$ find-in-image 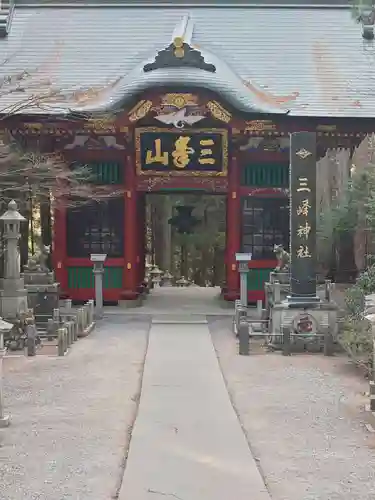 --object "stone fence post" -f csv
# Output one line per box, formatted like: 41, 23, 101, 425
238, 320, 249, 356
369, 315, 375, 412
